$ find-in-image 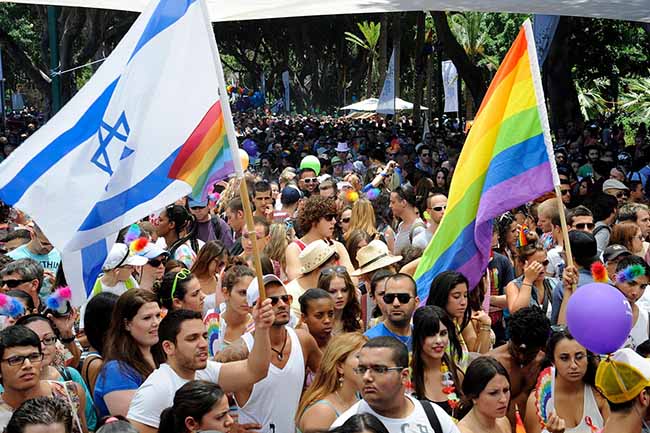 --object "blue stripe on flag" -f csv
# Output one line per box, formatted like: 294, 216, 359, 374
129, 0, 197, 62
81, 238, 108, 297
78, 147, 181, 231
481, 134, 546, 192
0, 78, 120, 205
